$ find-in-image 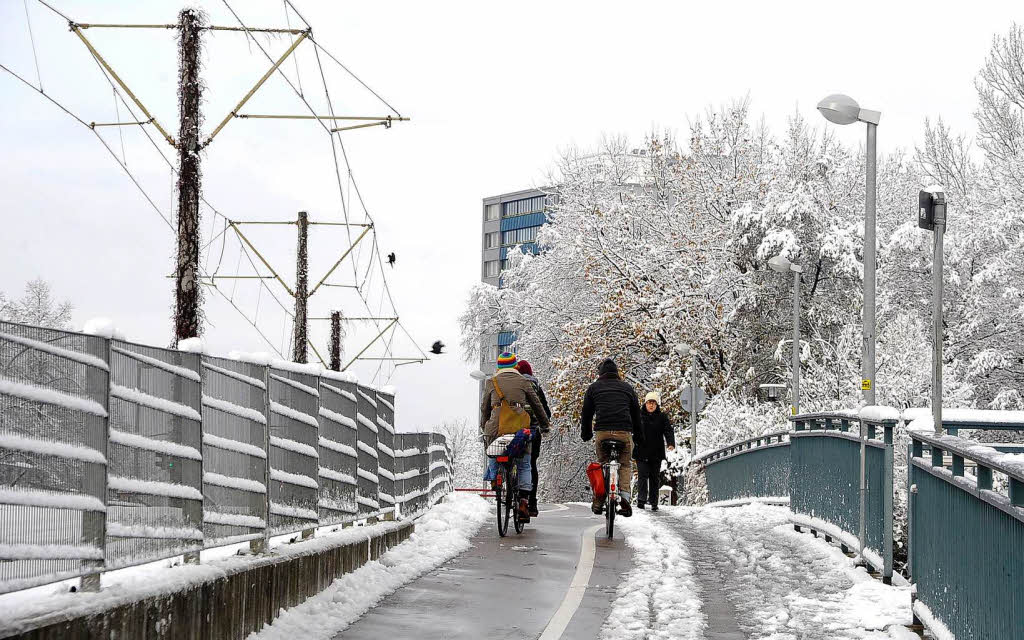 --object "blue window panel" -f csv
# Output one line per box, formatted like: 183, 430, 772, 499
498, 331, 518, 349
500, 212, 546, 232
499, 242, 539, 261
